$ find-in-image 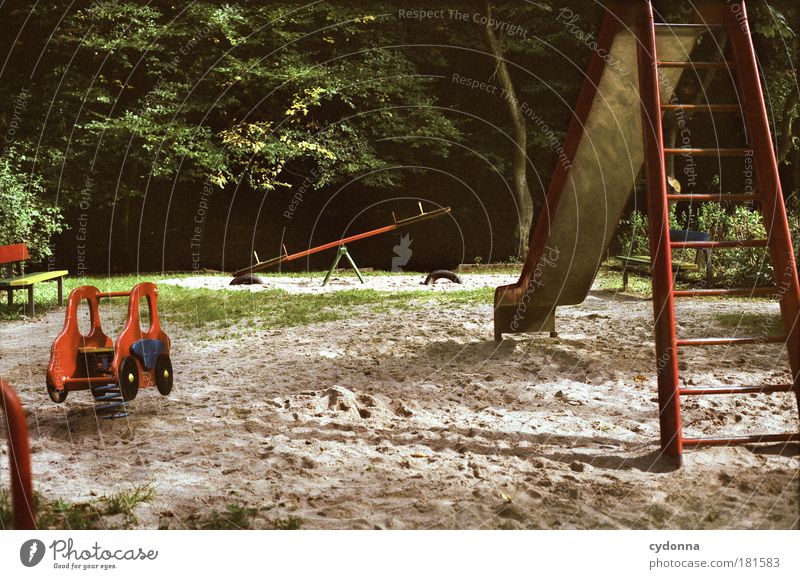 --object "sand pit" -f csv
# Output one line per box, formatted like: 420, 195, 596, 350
1, 274, 797, 529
